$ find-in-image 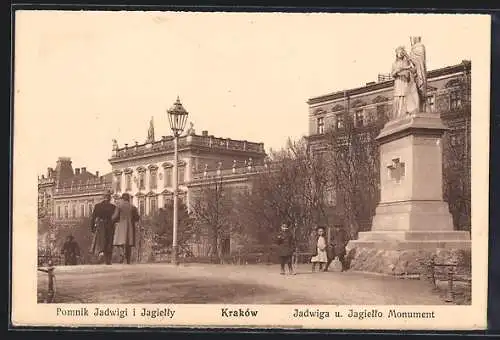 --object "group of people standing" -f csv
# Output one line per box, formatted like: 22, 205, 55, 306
275, 223, 349, 275
89, 191, 140, 265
